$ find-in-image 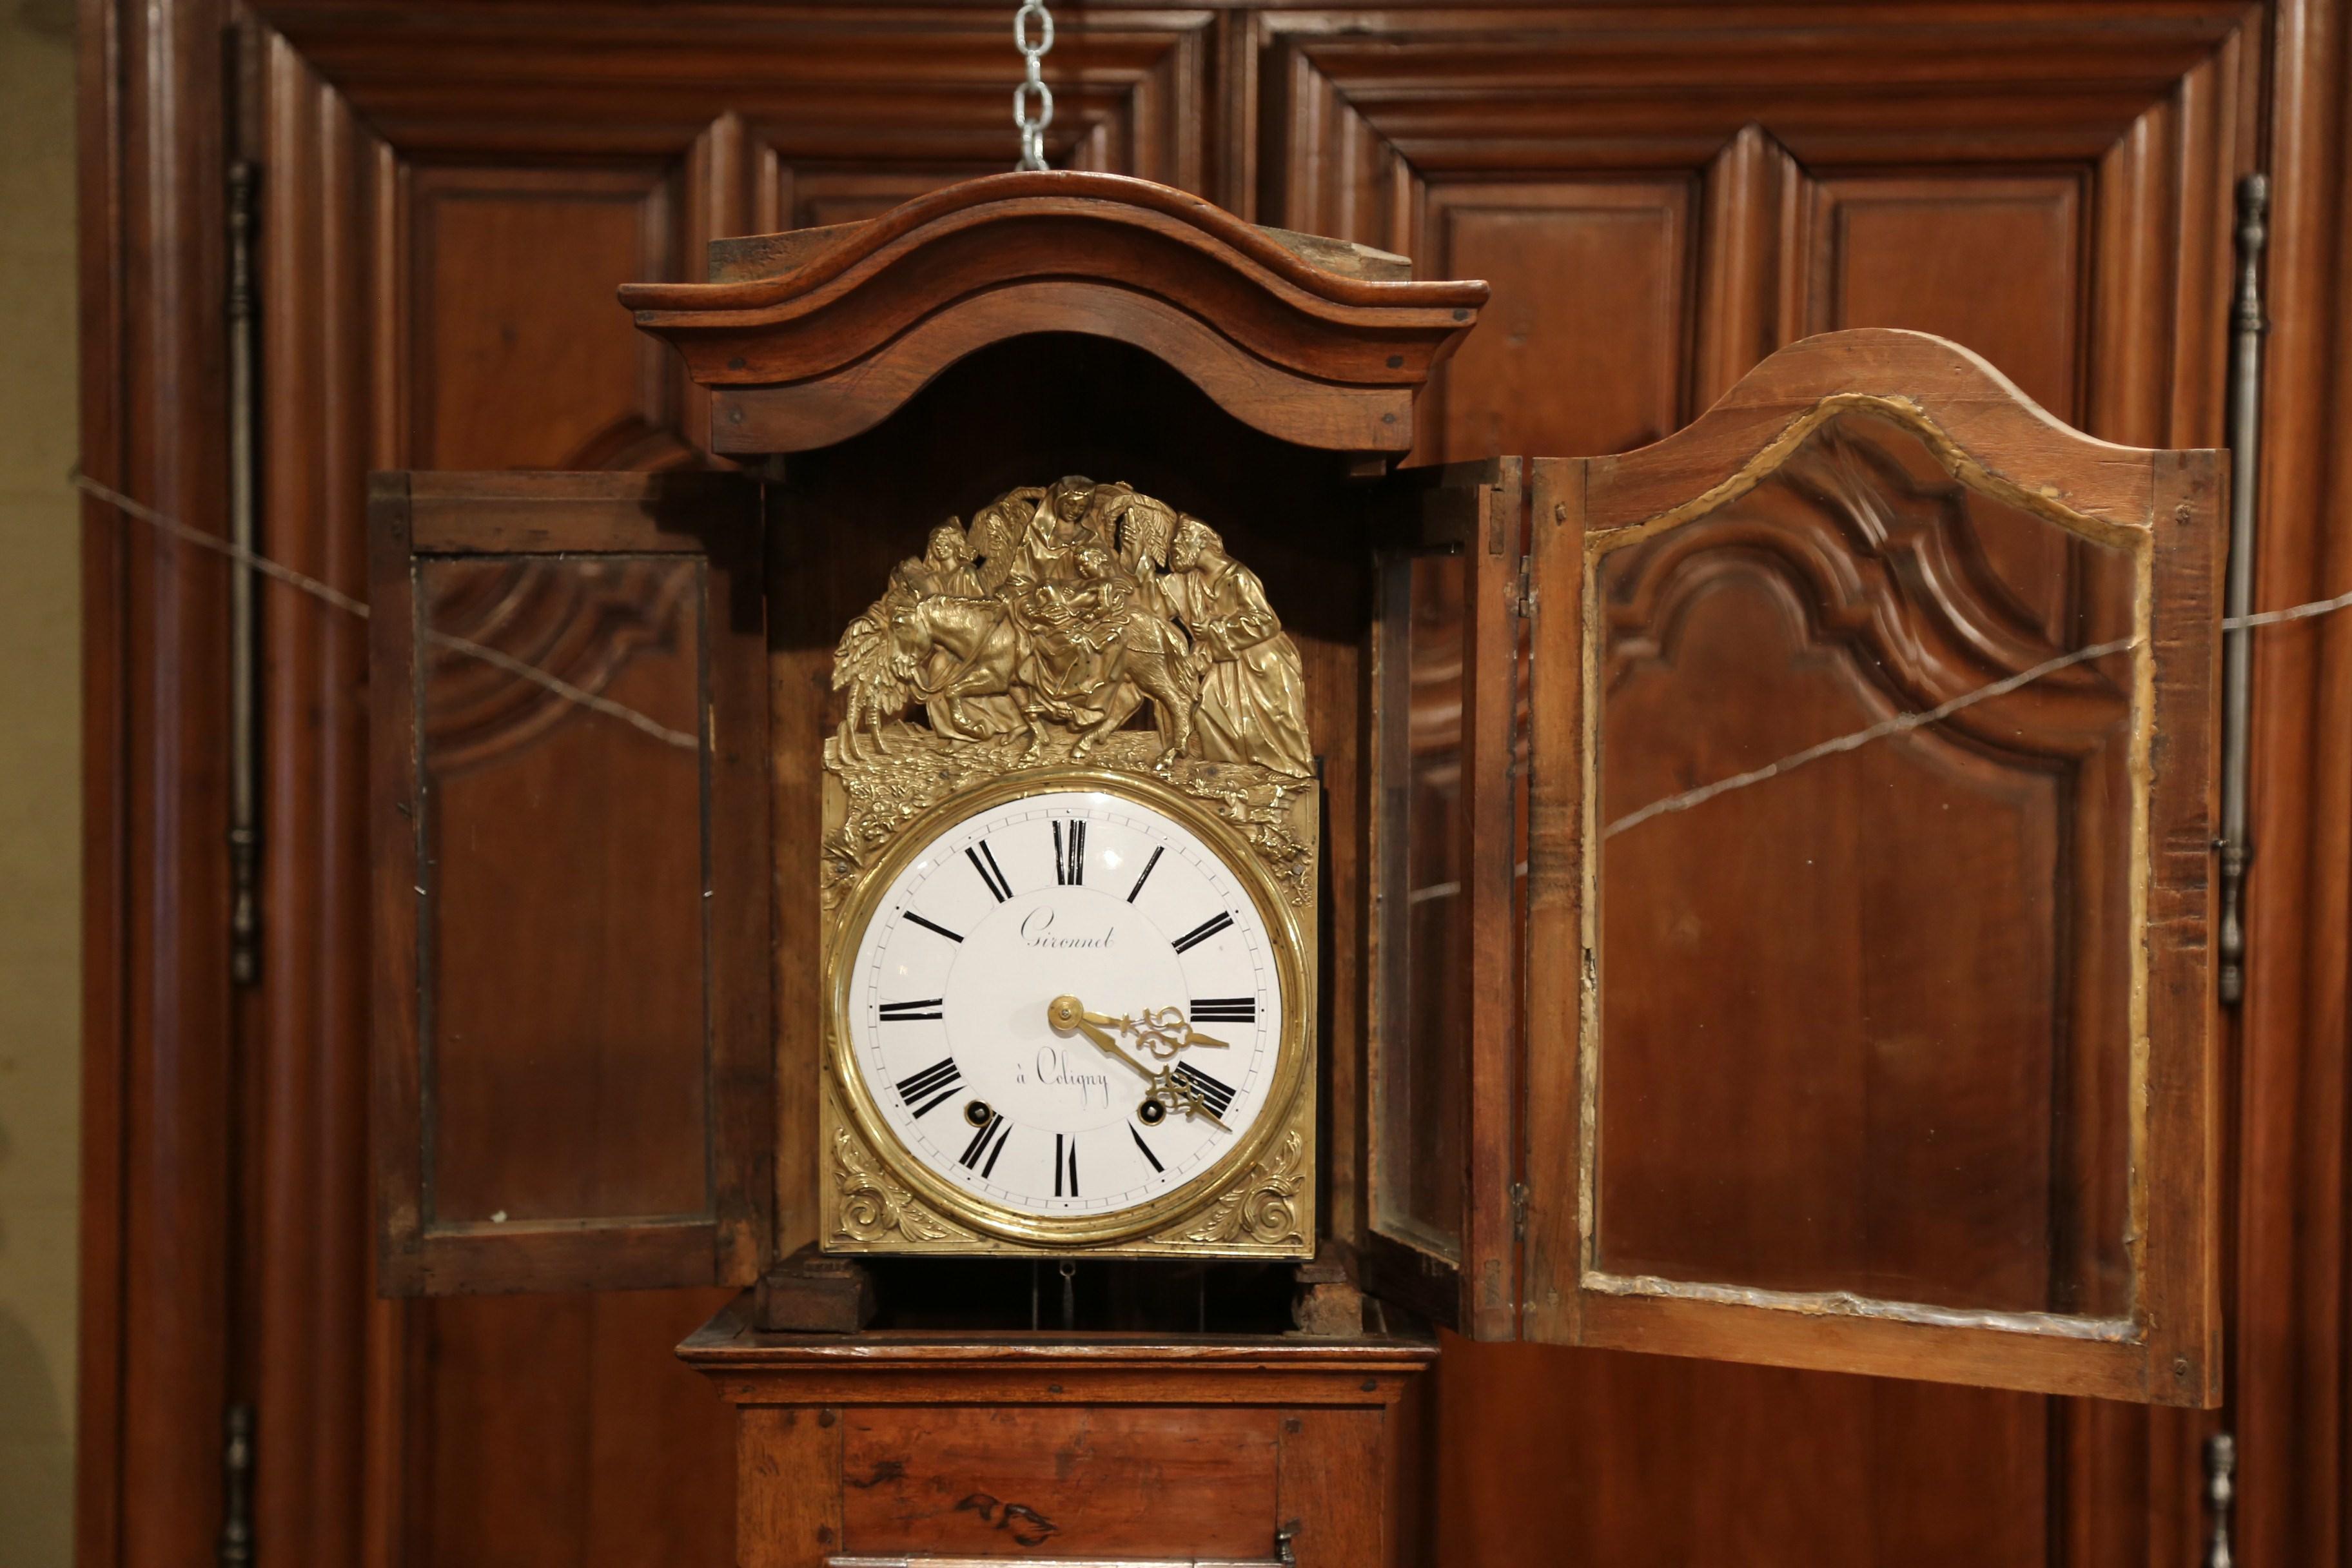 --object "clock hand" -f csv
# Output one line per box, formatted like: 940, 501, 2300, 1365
1071, 1002, 1229, 1058
1047, 995, 1231, 1131
1047, 995, 1158, 1083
